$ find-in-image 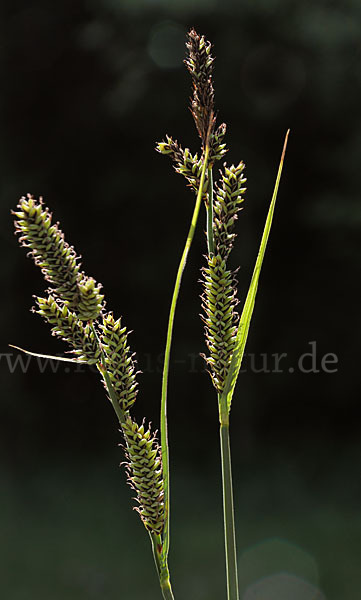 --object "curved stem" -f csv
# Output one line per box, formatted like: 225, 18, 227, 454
160, 144, 210, 566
